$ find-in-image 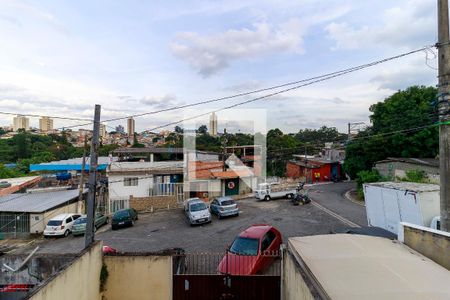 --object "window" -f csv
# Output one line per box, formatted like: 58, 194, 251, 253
65, 217, 72, 223
190, 202, 207, 212
124, 177, 139, 186
229, 237, 259, 256
47, 220, 62, 226
261, 231, 276, 251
